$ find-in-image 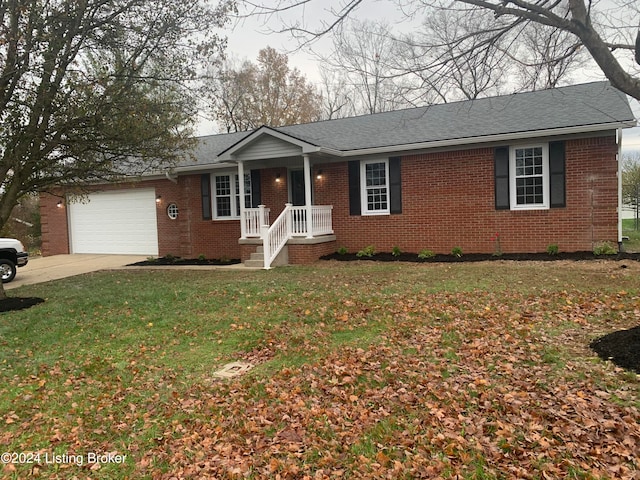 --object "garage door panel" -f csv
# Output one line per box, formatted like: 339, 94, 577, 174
68, 189, 159, 255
